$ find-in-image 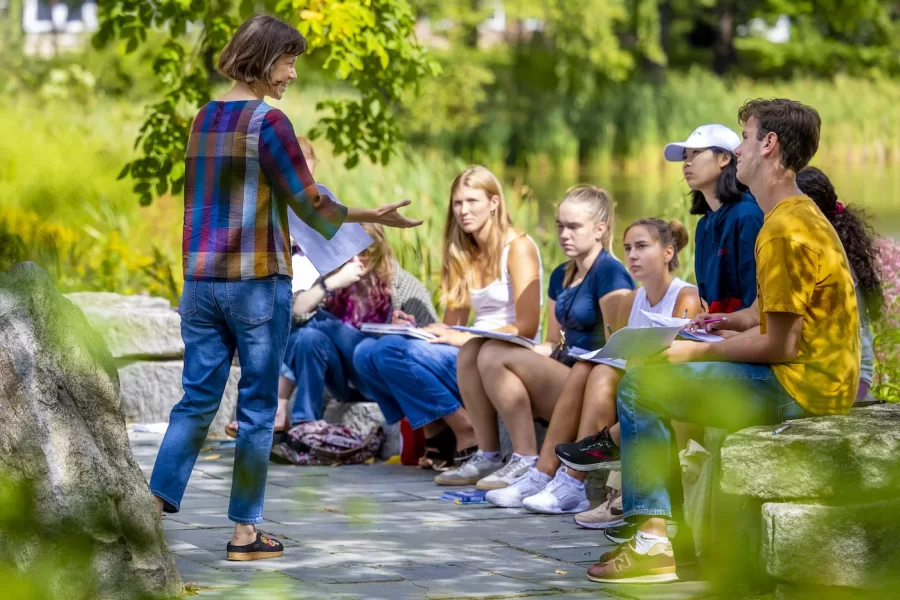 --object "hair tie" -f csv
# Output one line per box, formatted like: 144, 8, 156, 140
835, 201, 845, 215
